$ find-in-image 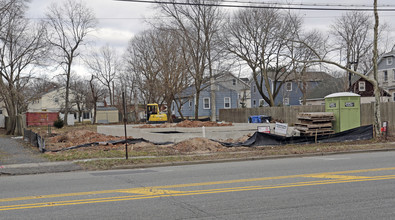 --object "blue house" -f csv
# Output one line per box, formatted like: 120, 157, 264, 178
172, 83, 238, 119
250, 71, 333, 107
